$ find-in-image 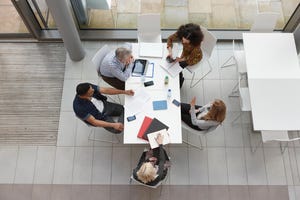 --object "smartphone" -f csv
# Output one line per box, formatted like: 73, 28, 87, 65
144, 81, 154, 87
172, 99, 180, 107
127, 115, 136, 122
